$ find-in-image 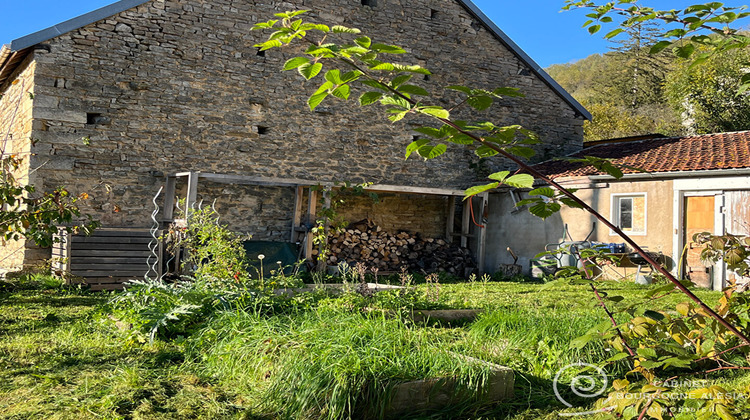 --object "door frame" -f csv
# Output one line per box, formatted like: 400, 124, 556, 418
673, 190, 725, 289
